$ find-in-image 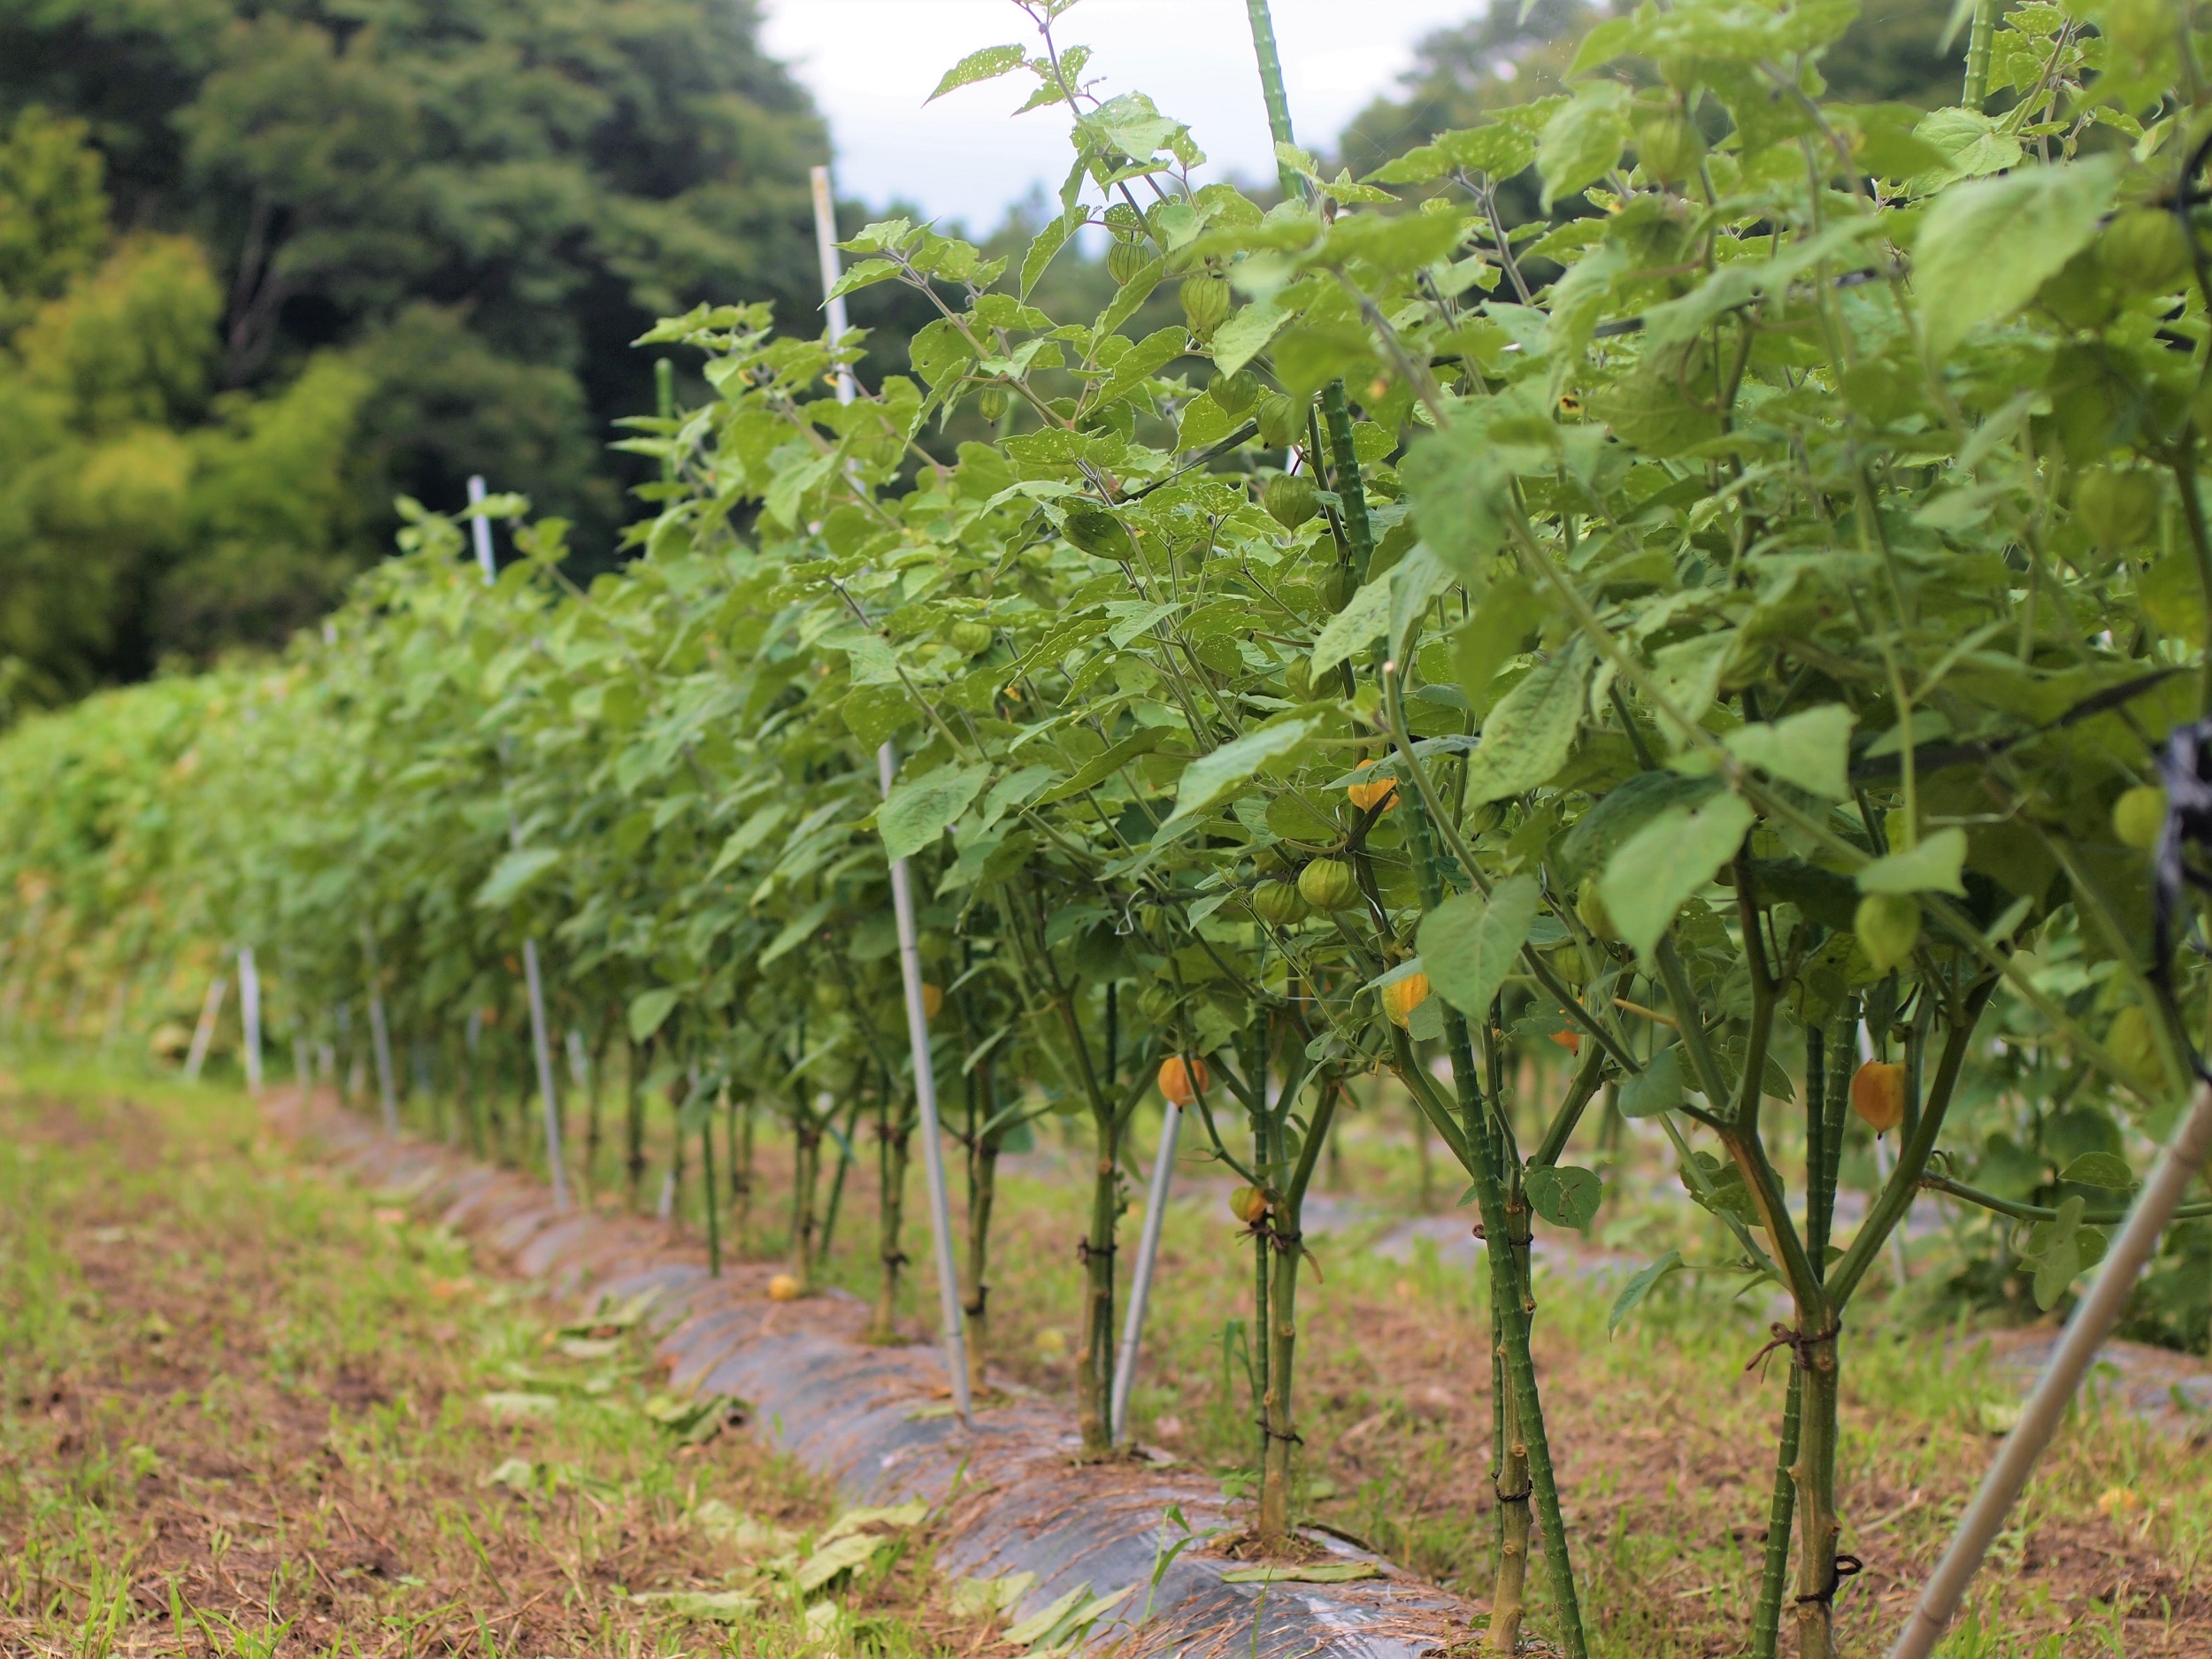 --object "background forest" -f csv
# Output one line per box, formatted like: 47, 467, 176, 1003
0, 0, 1947, 722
